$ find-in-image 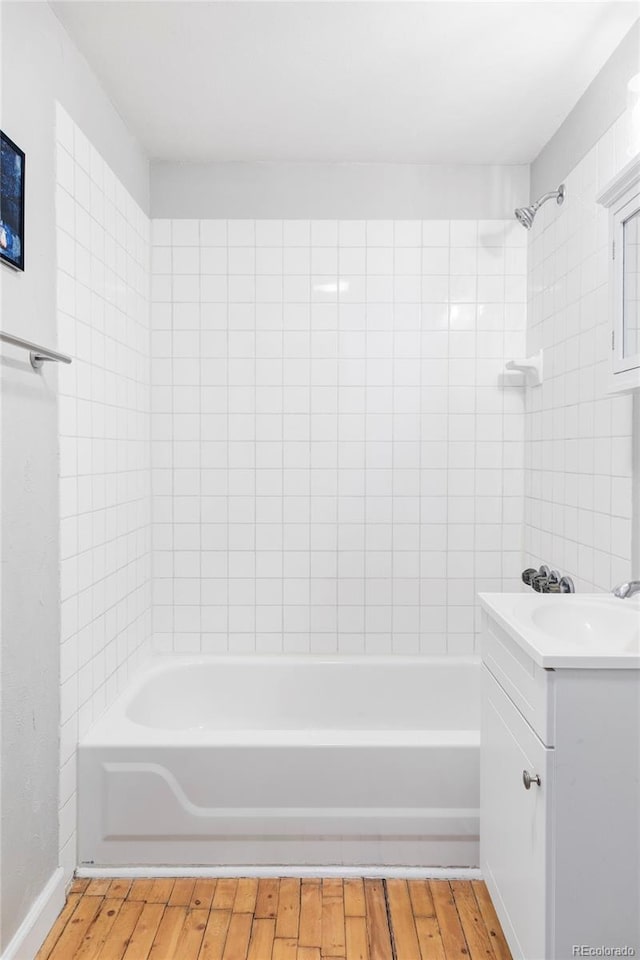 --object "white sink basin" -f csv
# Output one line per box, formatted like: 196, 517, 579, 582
479, 592, 640, 668
528, 600, 640, 652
